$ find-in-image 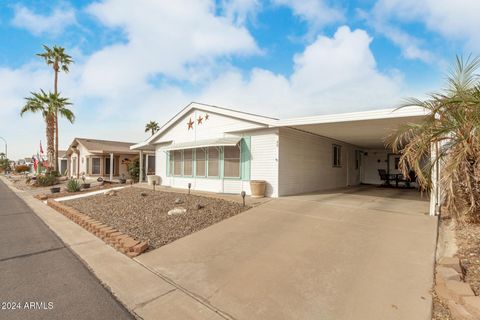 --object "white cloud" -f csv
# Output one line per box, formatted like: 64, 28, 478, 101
373, 0, 480, 51
82, 0, 260, 96
220, 0, 261, 25
11, 4, 76, 36
272, 0, 344, 36
200, 26, 404, 117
